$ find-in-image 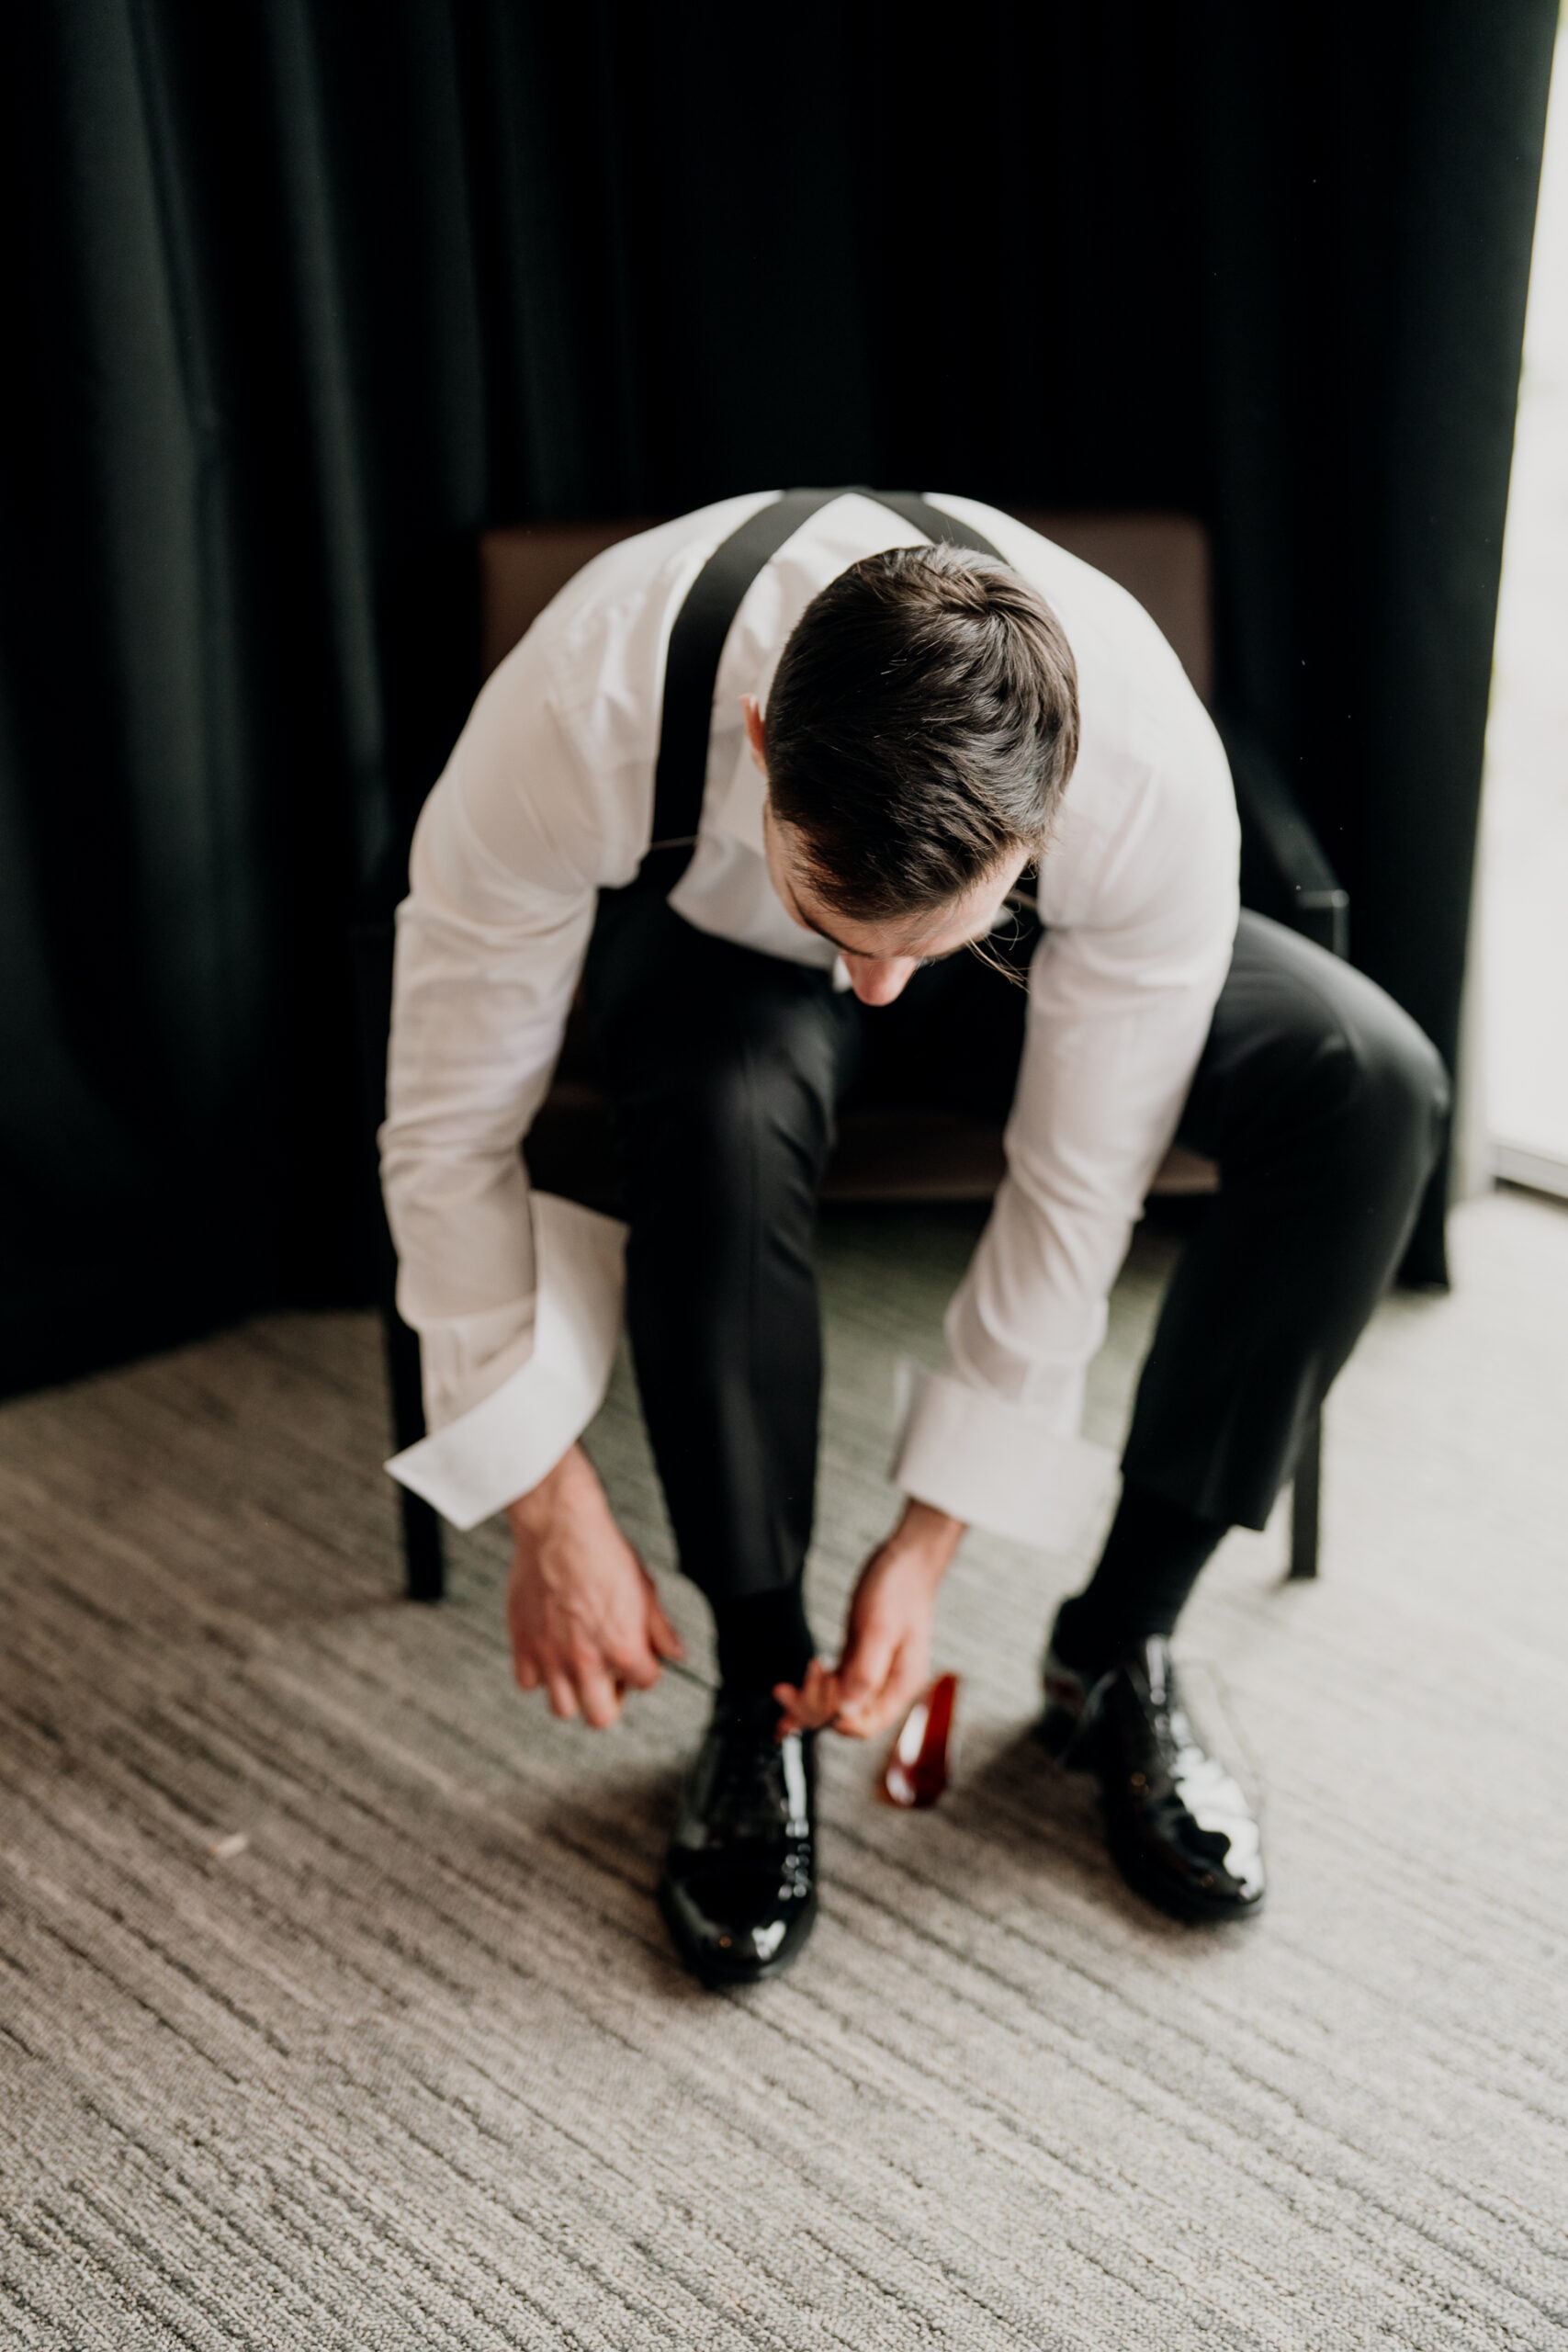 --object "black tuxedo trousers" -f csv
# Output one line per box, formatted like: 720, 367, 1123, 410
581, 895, 1448, 1610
